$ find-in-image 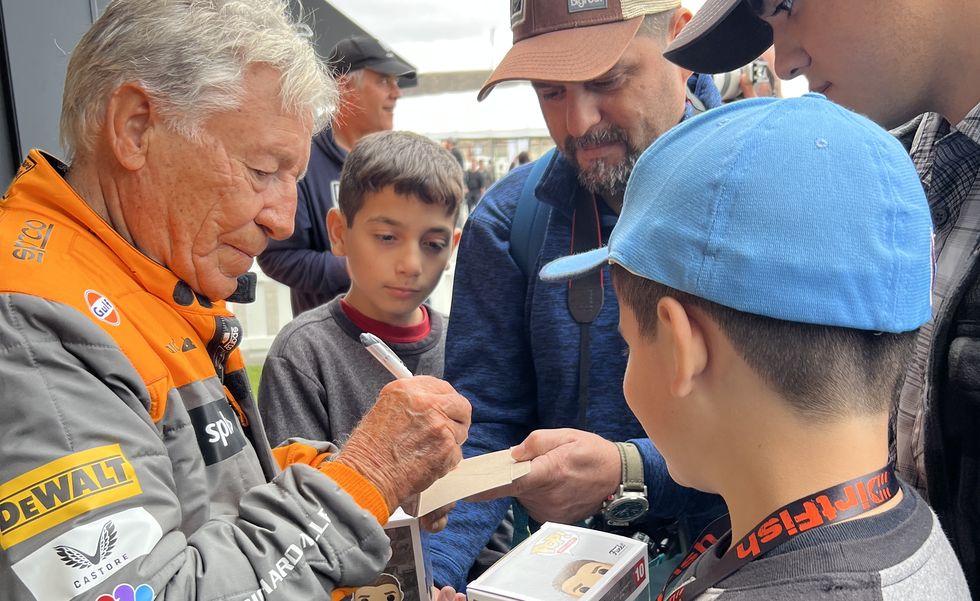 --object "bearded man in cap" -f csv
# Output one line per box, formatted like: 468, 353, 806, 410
431, 0, 725, 592
258, 35, 416, 316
